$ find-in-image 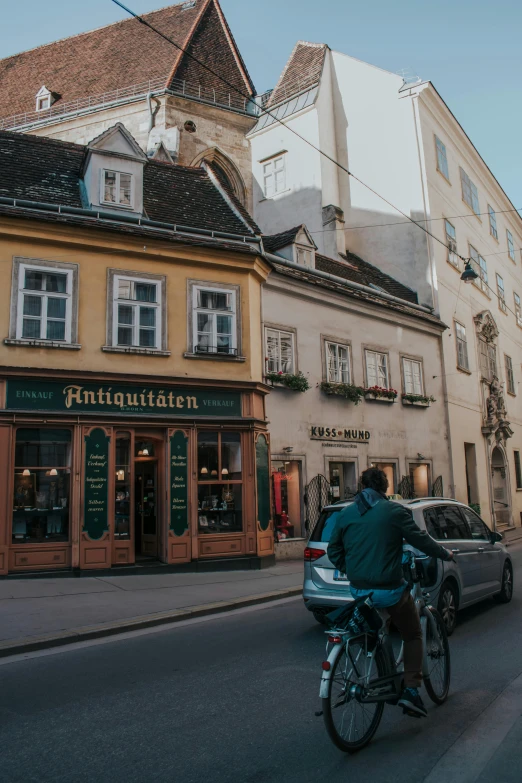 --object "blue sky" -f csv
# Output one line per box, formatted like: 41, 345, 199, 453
2, 0, 521, 207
